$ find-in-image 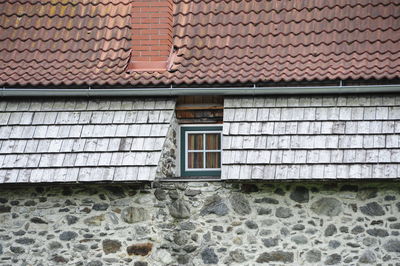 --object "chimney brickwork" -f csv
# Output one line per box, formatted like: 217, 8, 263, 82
129, 0, 173, 71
